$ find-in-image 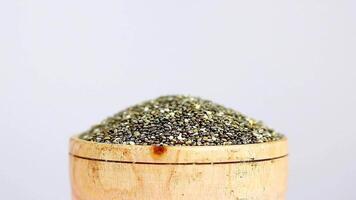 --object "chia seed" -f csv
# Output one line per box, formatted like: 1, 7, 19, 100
79, 95, 284, 146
